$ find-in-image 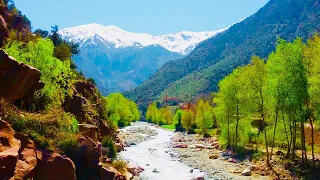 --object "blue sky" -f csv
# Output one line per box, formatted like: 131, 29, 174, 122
14, 0, 269, 35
